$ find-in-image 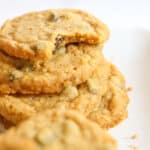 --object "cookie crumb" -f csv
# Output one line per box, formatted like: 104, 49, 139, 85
129, 145, 138, 150
127, 87, 133, 92
131, 134, 138, 140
